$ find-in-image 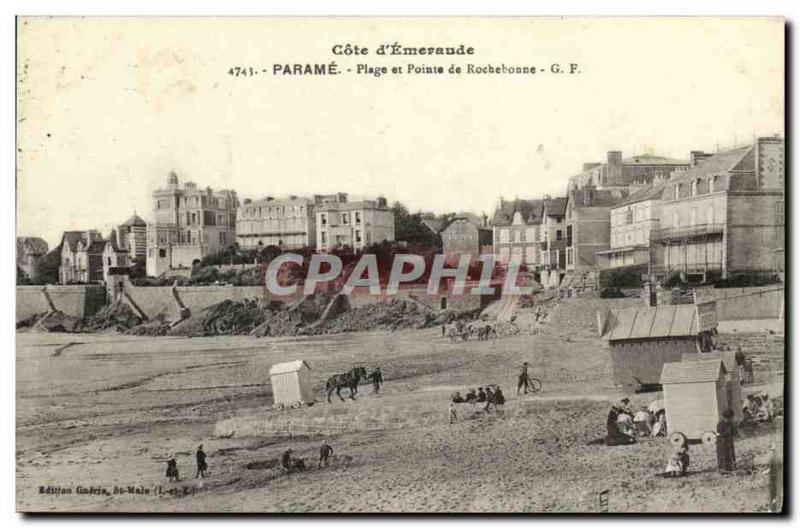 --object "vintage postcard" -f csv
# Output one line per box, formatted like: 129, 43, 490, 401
15, 17, 784, 513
